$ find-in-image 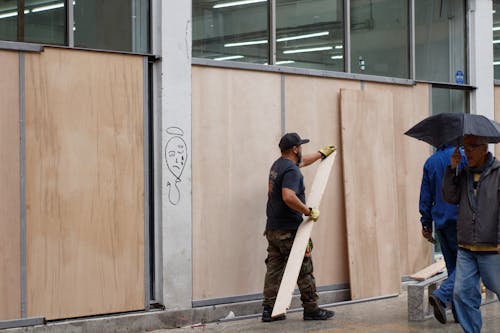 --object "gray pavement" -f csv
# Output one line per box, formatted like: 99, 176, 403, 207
151, 292, 500, 333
